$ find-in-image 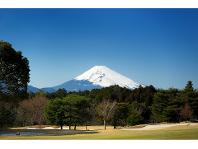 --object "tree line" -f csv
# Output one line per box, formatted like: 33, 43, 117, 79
1, 40, 198, 130
44, 81, 198, 129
